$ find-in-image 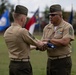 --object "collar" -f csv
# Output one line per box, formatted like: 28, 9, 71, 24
11, 22, 22, 28
46, 19, 65, 29
57, 19, 65, 28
